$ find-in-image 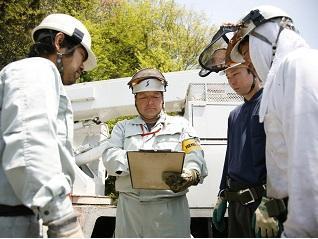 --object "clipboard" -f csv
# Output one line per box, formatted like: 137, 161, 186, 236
127, 150, 185, 190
